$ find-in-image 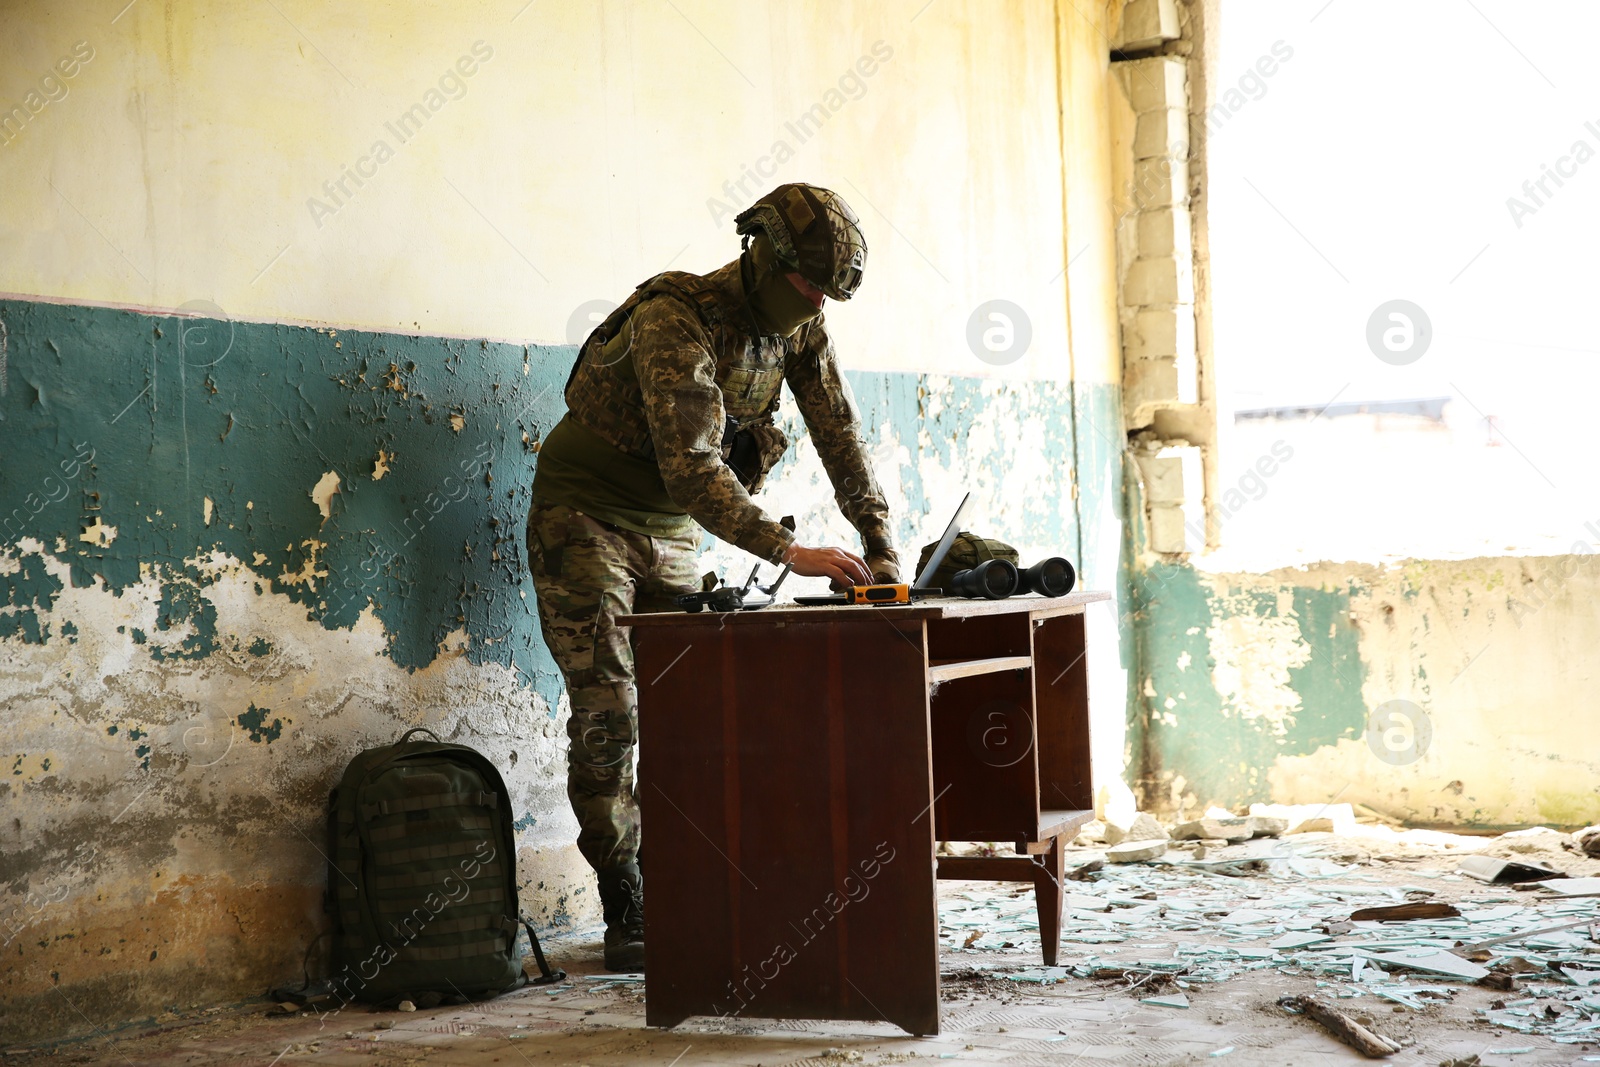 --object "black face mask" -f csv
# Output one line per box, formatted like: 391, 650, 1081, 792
742, 234, 822, 338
